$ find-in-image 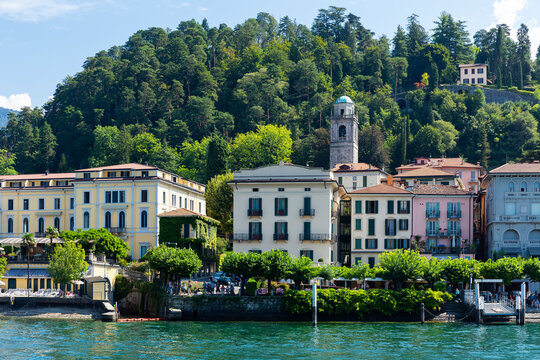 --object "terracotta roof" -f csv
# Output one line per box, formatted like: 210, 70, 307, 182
396, 157, 481, 170
349, 183, 411, 195
412, 184, 473, 195
76, 163, 157, 172
332, 163, 381, 172
394, 167, 456, 178
0, 173, 75, 181
490, 163, 540, 174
